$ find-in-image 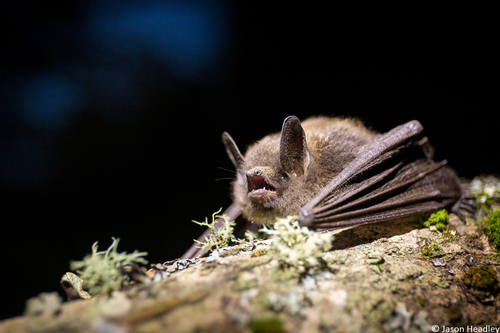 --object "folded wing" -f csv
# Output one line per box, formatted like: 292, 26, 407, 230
299, 120, 462, 231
